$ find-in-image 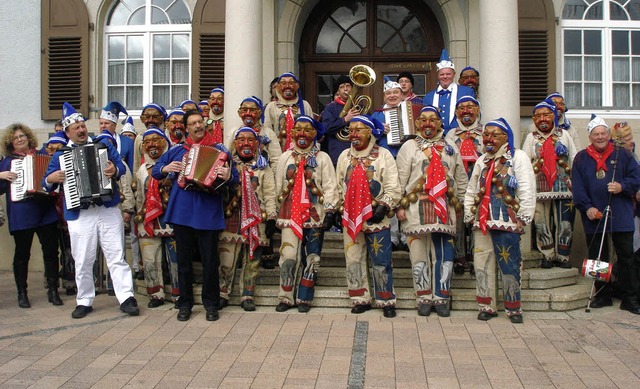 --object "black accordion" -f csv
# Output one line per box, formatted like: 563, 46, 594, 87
59, 143, 115, 210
